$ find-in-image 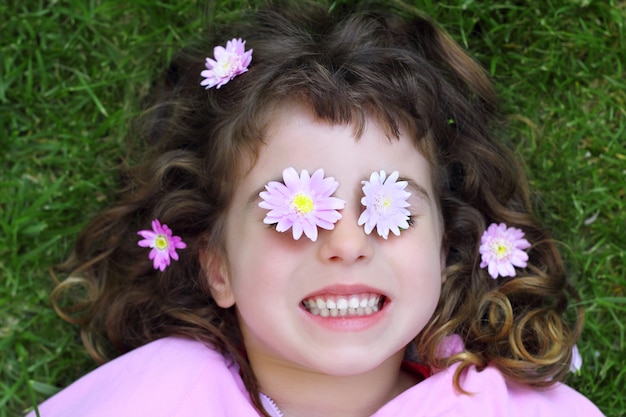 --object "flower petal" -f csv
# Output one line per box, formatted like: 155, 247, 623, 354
570, 345, 583, 373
